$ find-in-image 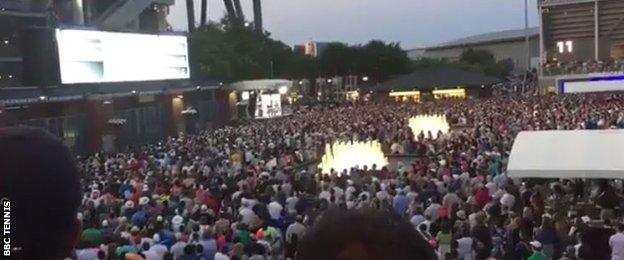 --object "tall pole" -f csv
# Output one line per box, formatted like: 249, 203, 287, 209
523, 0, 529, 93
223, 0, 237, 25
186, 0, 195, 32
200, 0, 207, 27
594, 0, 599, 60
253, 0, 263, 33
233, 0, 244, 25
